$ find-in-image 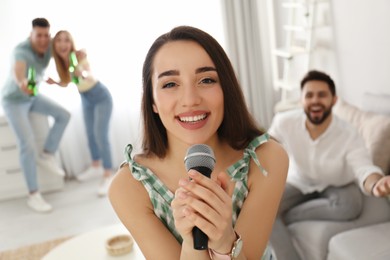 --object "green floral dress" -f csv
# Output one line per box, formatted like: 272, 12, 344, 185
123, 133, 273, 259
